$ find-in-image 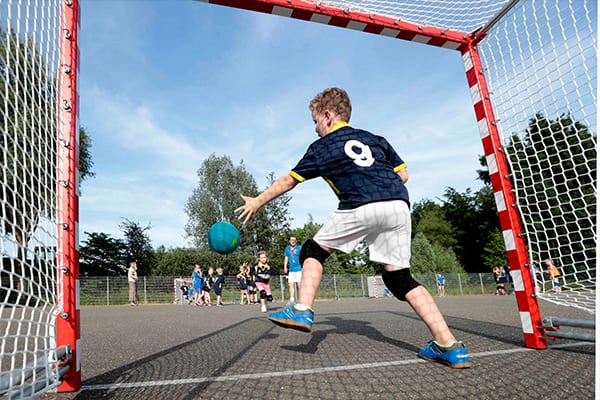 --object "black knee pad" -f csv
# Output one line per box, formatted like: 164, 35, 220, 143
299, 239, 330, 266
382, 269, 421, 301
260, 290, 267, 299
266, 294, 273, 302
